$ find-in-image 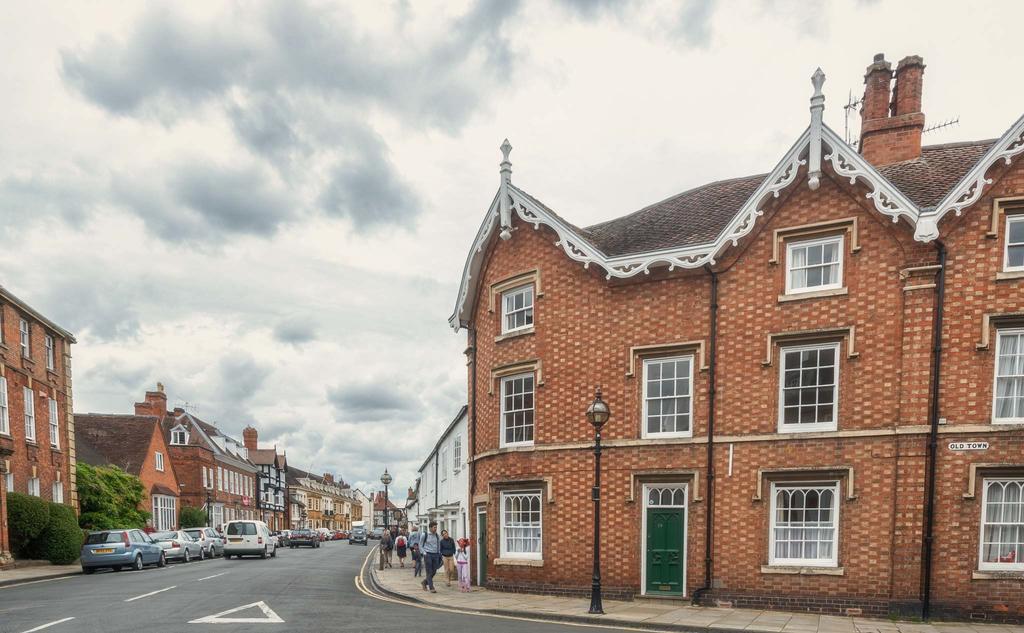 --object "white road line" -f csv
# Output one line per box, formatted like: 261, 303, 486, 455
197, 572, 228, 581
0, 575, 76, 590
124, 585, 176, 602
18, 617, 75, 633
